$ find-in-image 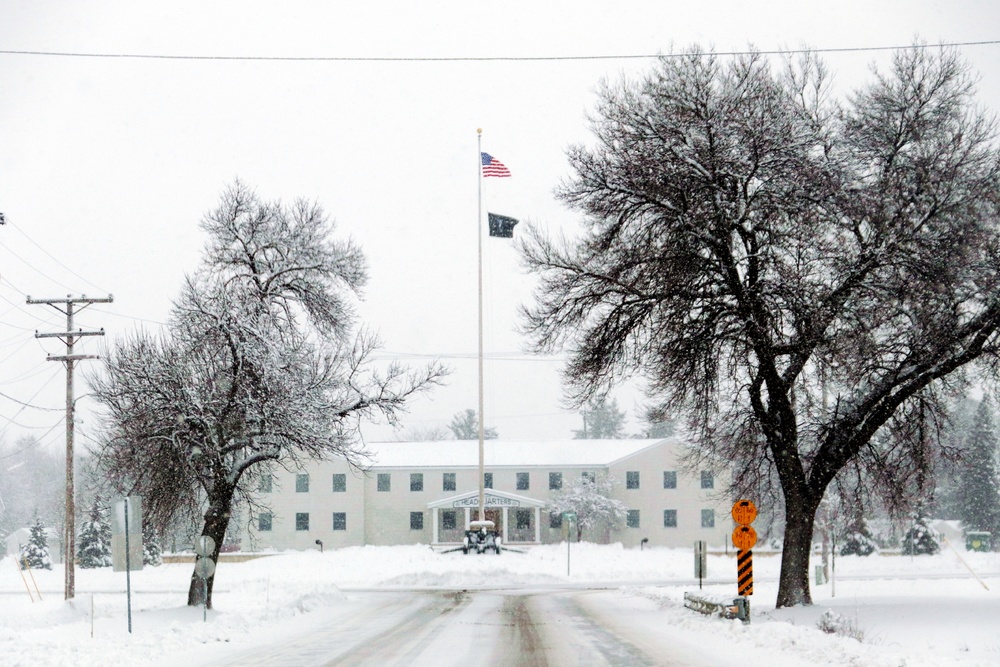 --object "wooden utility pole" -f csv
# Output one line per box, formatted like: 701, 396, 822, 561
28, 294, 112, 600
